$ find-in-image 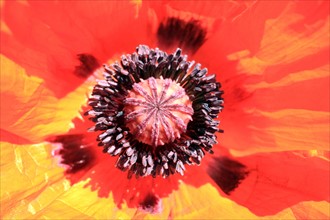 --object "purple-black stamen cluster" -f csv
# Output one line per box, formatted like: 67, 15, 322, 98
86, 45, 223, 178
